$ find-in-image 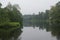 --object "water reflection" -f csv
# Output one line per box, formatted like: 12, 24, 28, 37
0, 27, 22, 40
23, 22, 60, 40
24, 22, 49, 30
47, 24, 60, 40
0, 23, 59, 40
